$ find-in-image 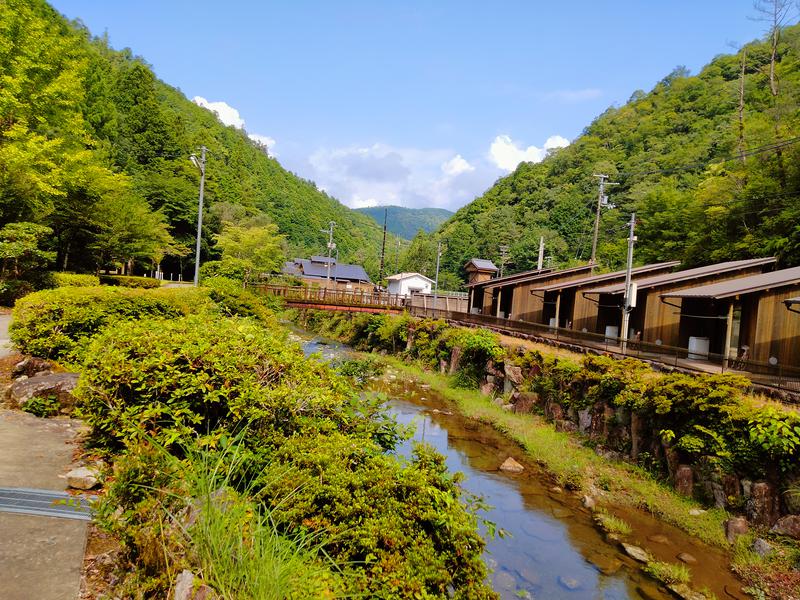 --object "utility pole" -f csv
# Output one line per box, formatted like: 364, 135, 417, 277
620, 213, 637, 355
395, 239, 401, 273
379, 207, 388, 282
321, 221, 336, 289
499, 245, 510, 277
537, 236, 545, 270
190, 146, 207, 287
433, 241, 443, 311
590, 174, 618, 267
